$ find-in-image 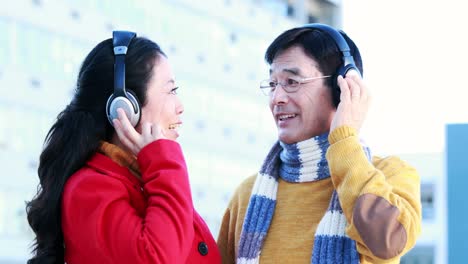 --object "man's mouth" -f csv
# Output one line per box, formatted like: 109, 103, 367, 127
278, 114, 297, 121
